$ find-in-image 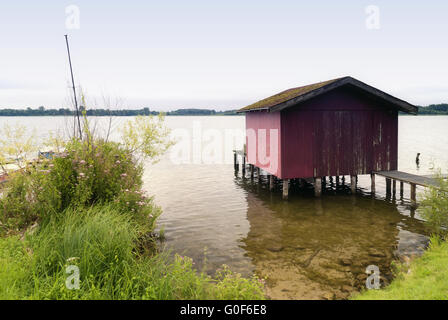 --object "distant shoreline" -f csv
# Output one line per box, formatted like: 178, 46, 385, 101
0, 104, 447, 116
0, 107, 241, 117
1, 114, 448, 117
0, 114, 244, 117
